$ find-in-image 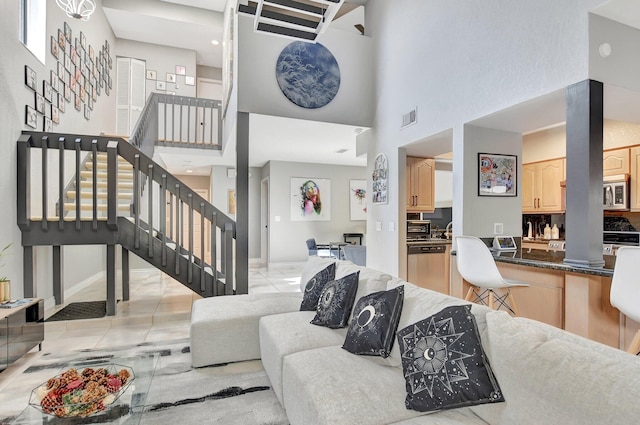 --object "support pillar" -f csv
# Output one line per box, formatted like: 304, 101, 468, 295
122, 247, 130, 302
23, 246, 35, 298
53, 246, 63, 305
106, 245, 116, 316
564, 80, 605, 268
